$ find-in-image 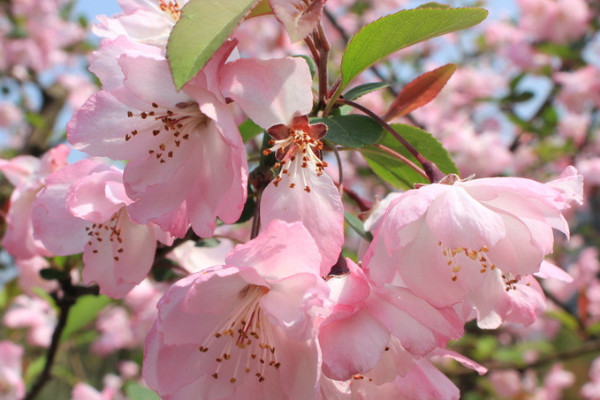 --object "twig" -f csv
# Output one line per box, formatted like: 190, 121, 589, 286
24, 279, 77, 400
339, 98, 442, 182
